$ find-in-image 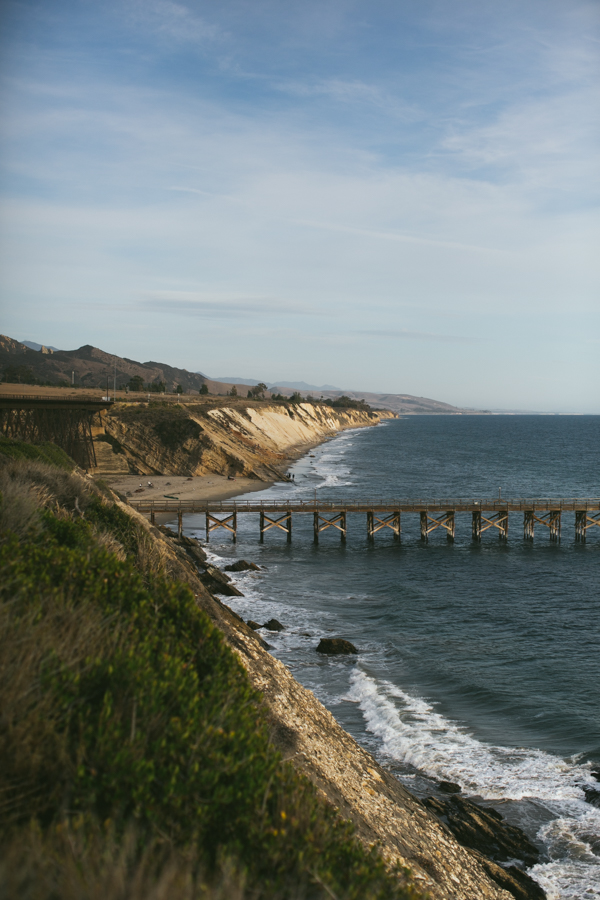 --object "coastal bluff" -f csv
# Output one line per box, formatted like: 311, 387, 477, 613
143, 514, 518, 900
92, 399, 395, 479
